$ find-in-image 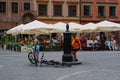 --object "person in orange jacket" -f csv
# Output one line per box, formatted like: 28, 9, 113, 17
71, 33, 81, 61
